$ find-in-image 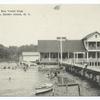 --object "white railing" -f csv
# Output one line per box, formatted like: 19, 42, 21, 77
40, 58, 100, 66
63, 58, 100, 66
88, 46, 100, 50
62, 58, 87, 65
